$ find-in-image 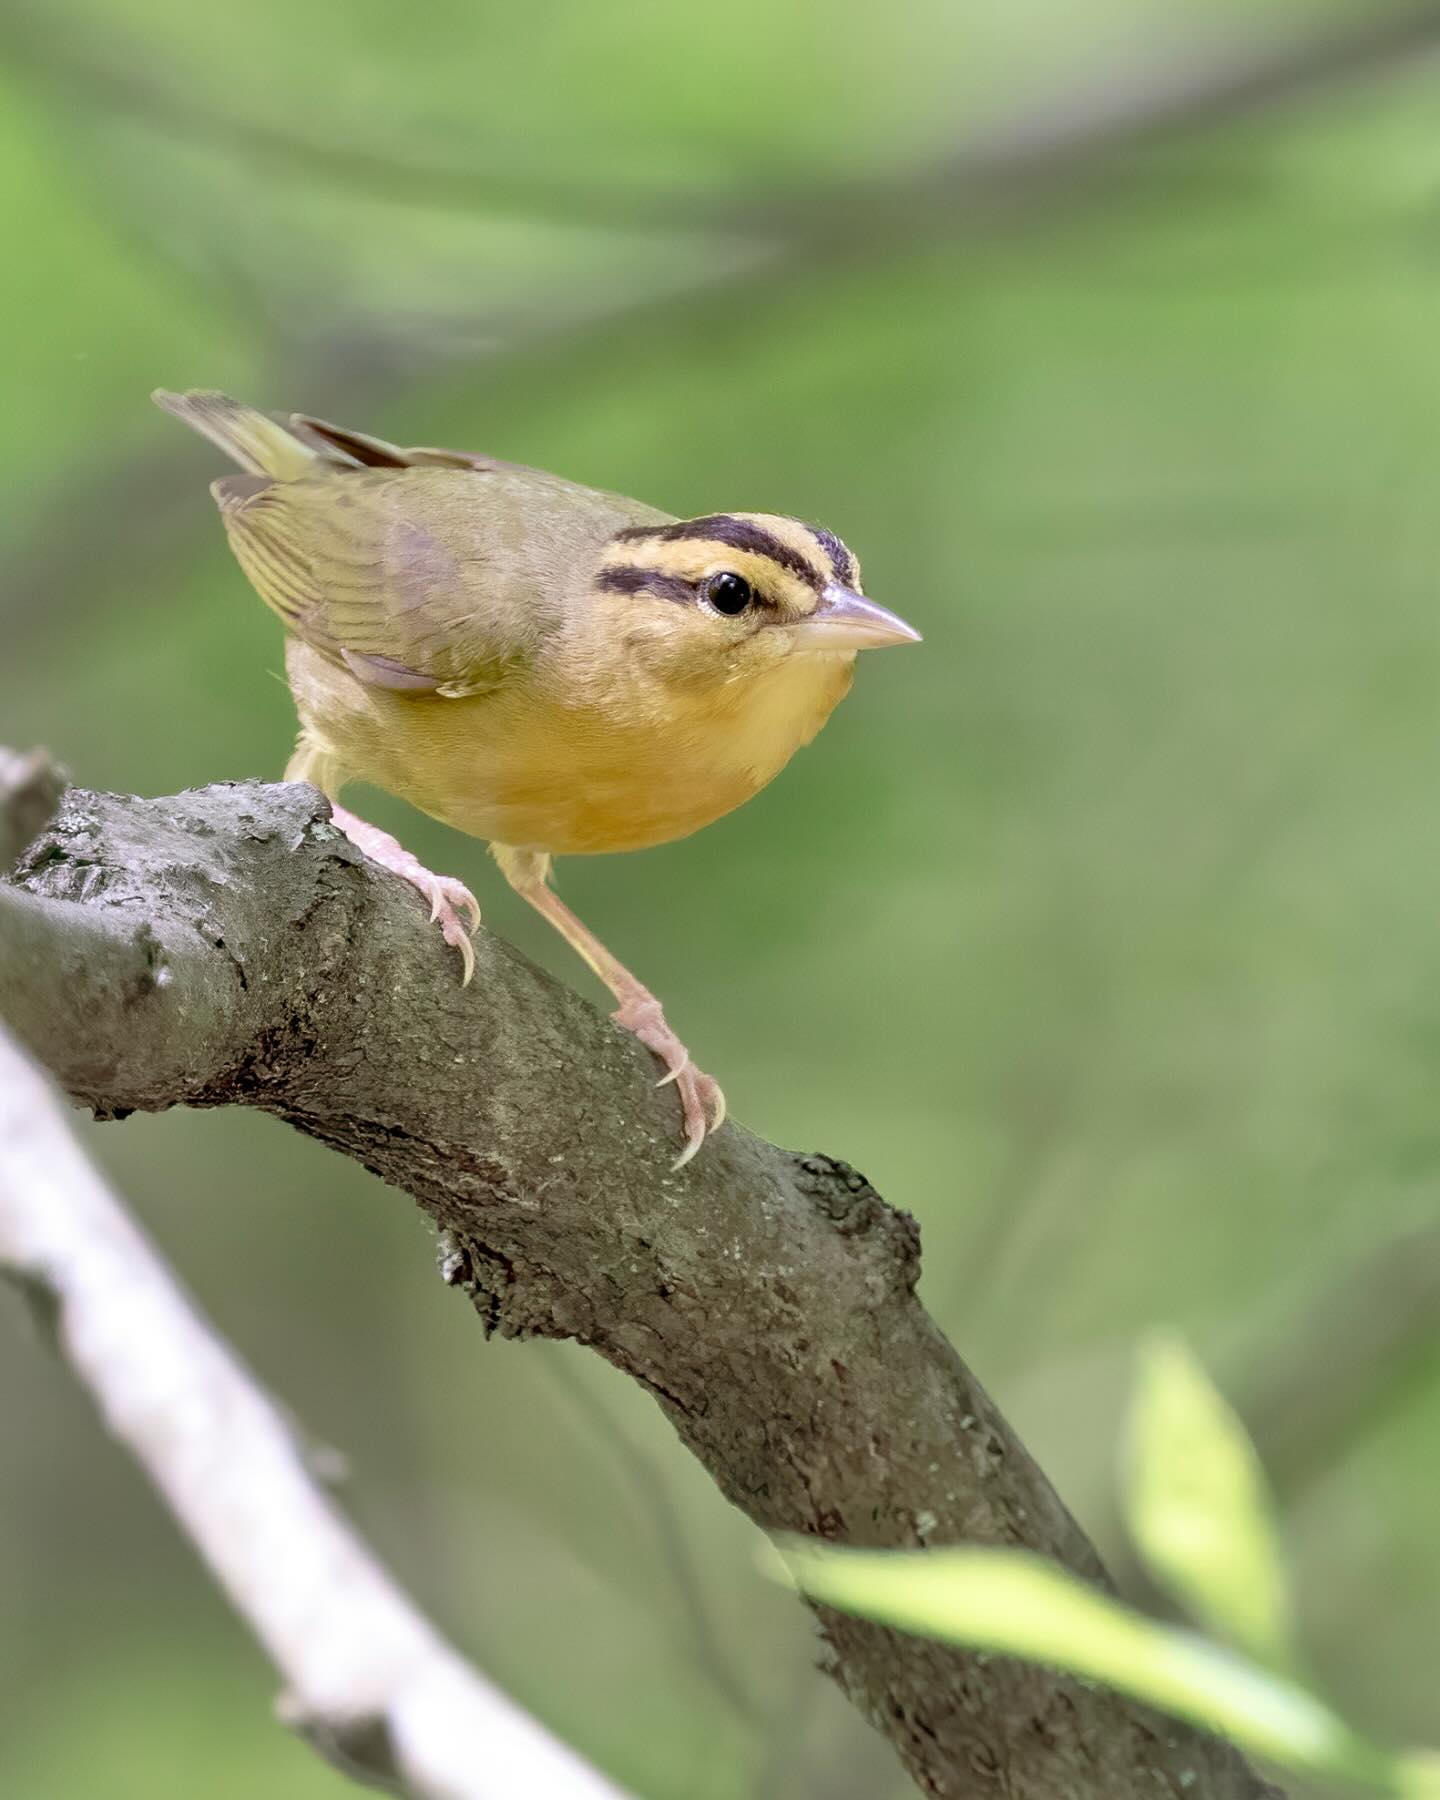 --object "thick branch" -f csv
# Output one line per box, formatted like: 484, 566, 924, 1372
0, 770, 1281, 1800
0, 1025, 627, 1800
